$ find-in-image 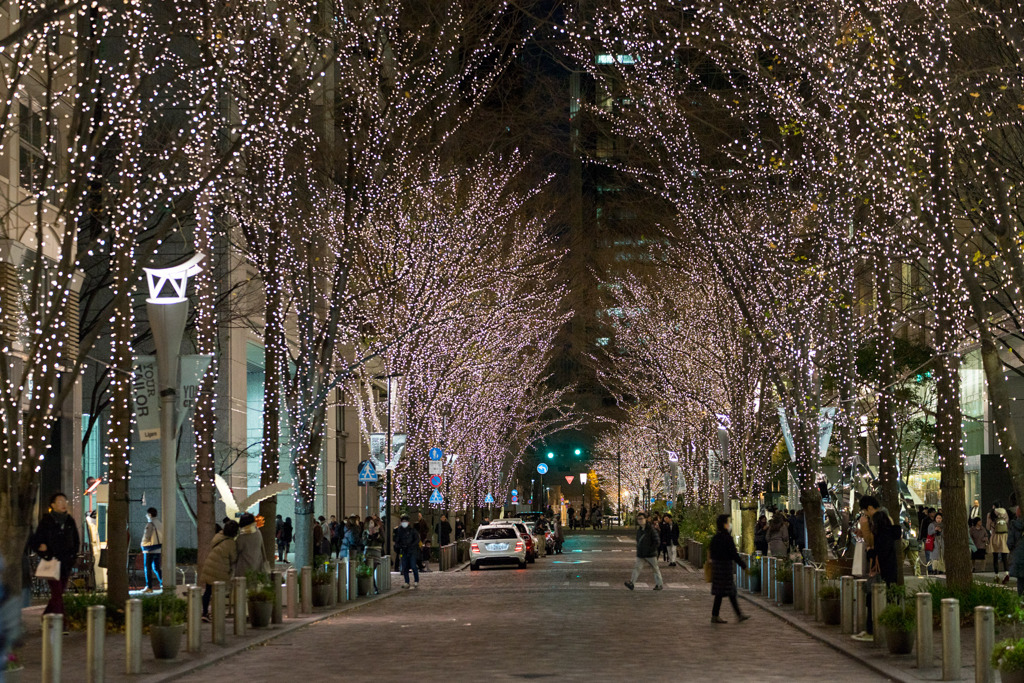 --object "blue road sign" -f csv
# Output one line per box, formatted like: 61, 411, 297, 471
536, 463, 548, 475
357, 460, 378, 484
428, 447, 443, 461
511, 489, 518, 496
484, 493, 495, 504
429, 474, 442, 488
429, 489, 443, 504
511, 496, 519, 504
